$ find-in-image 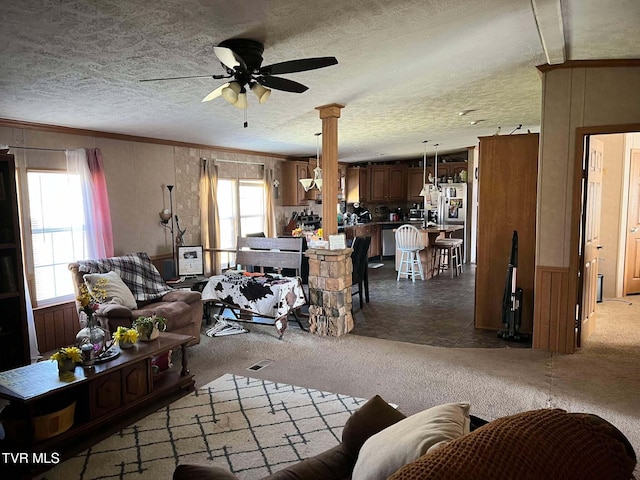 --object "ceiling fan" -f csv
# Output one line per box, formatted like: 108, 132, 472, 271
140, 38, 338, 110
